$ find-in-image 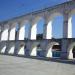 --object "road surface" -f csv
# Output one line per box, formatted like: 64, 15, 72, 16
0, 55, 75, 75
